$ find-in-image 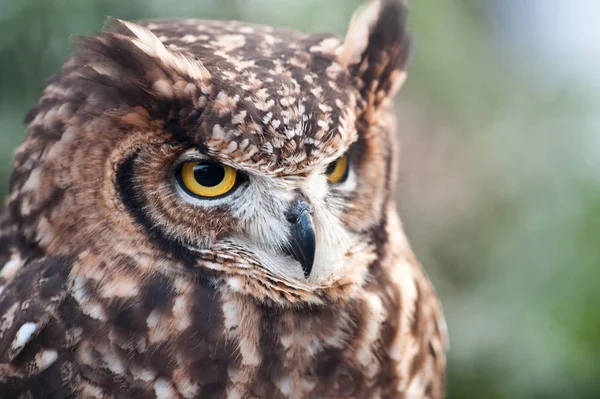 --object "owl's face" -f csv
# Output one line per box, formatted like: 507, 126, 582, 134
10, 1, 409, 305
